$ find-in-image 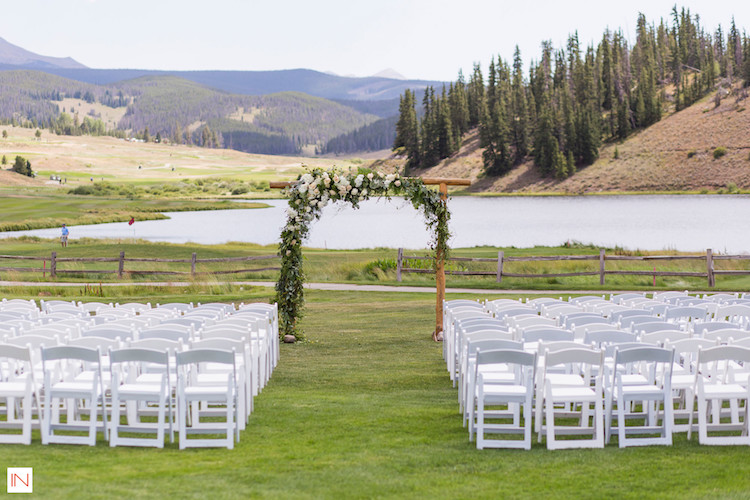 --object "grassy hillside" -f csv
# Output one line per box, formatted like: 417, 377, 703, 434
0, 70, 381, 156
0, 125, 368, 189
413, 86, 750, 194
